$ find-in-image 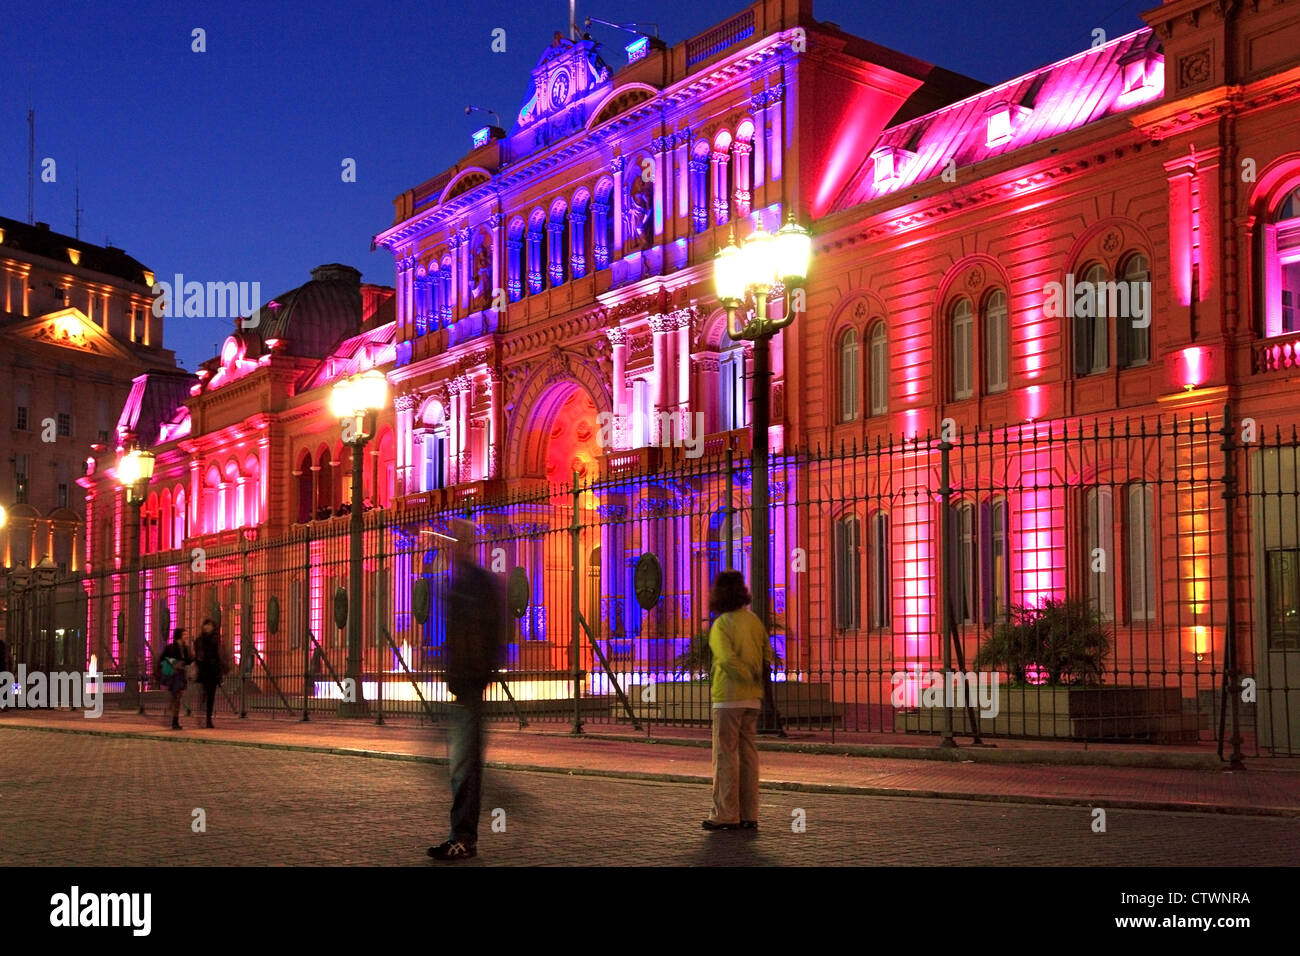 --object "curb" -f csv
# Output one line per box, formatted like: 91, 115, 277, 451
4, 721, 1295, 818
553, 732, 1228, 770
